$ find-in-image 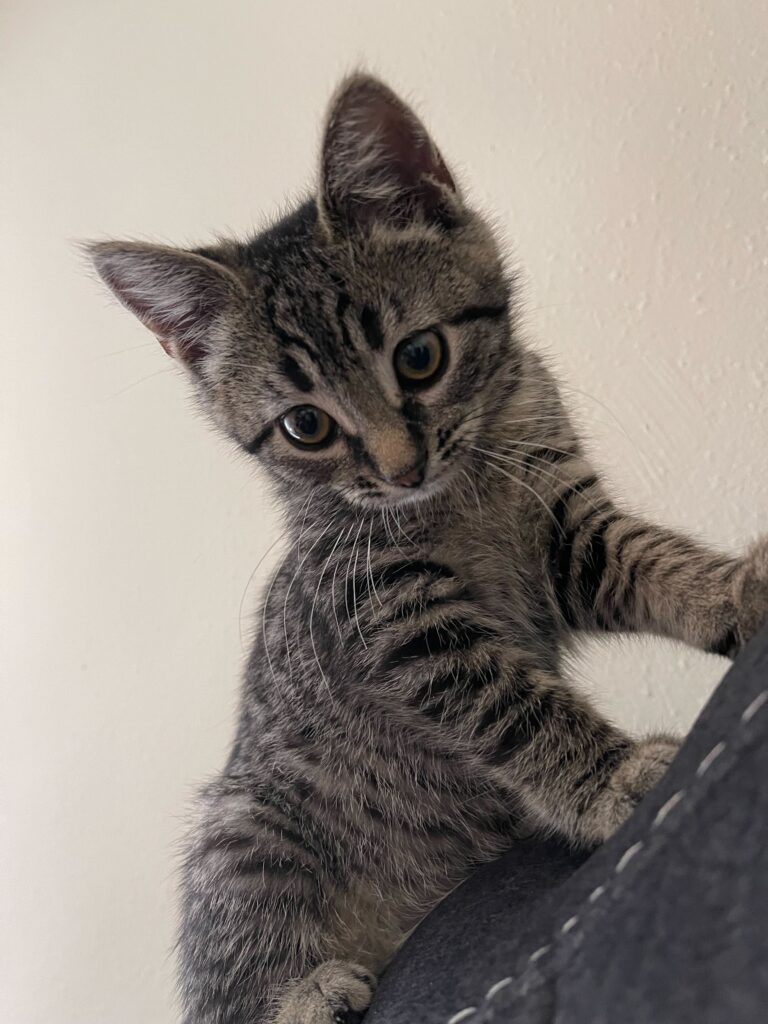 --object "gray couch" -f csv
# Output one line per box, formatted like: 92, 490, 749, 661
367, 629, 768, 1024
